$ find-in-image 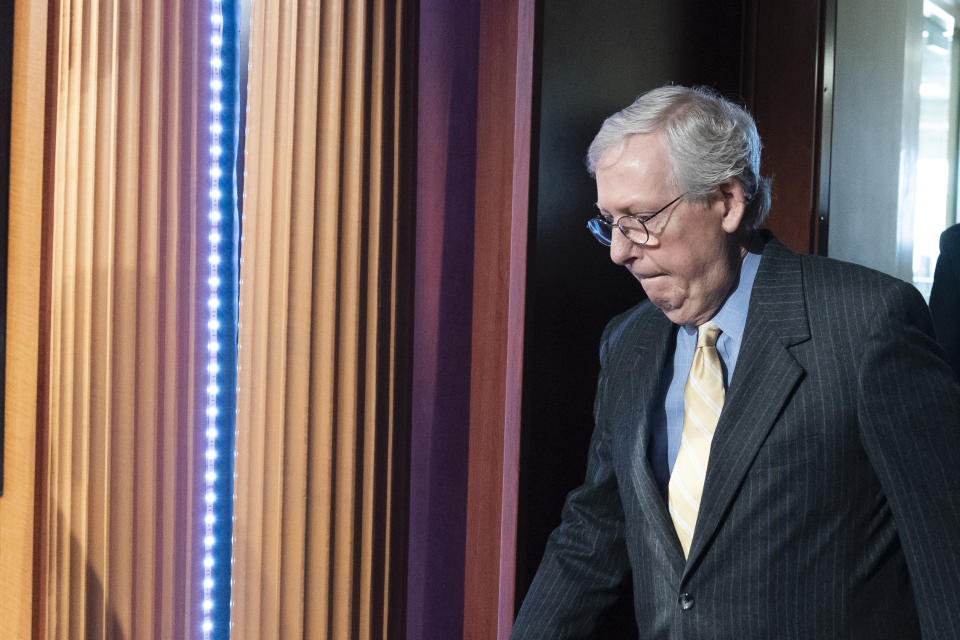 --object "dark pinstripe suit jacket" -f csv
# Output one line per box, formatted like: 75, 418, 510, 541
512, 237, 960, 639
